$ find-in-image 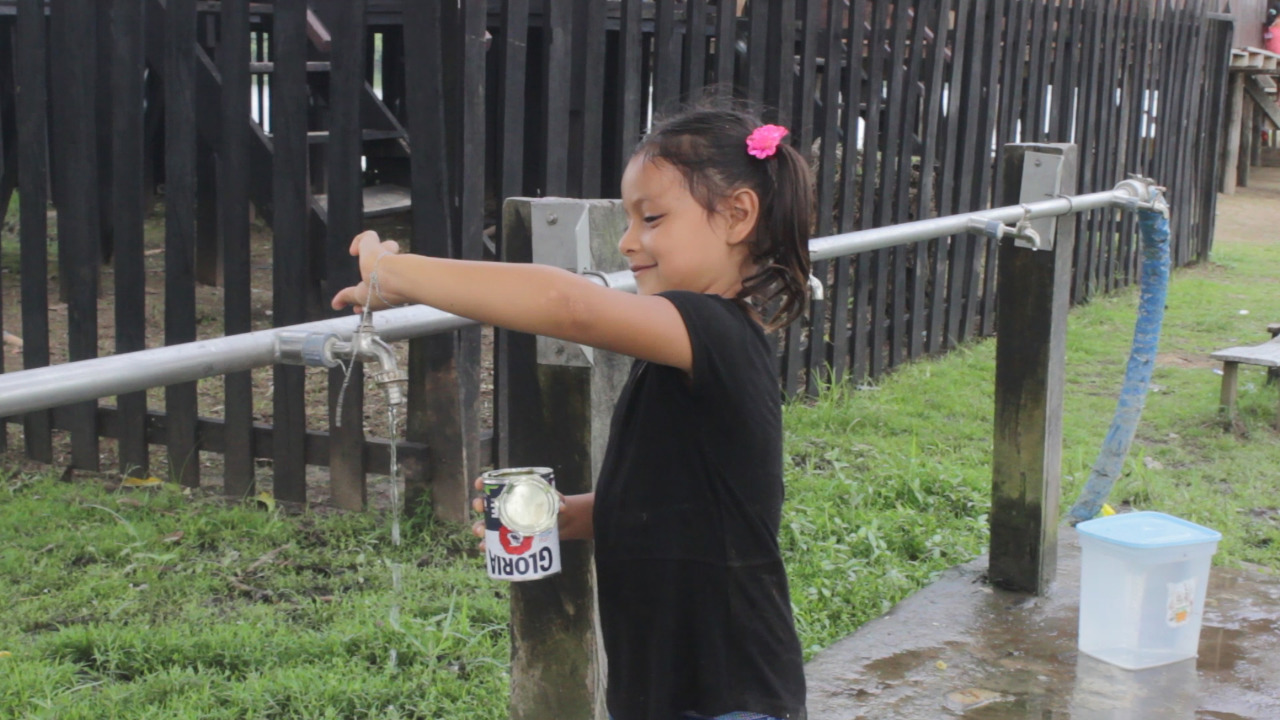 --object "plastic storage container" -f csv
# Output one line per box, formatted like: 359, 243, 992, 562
1075, 511, 1221, 670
